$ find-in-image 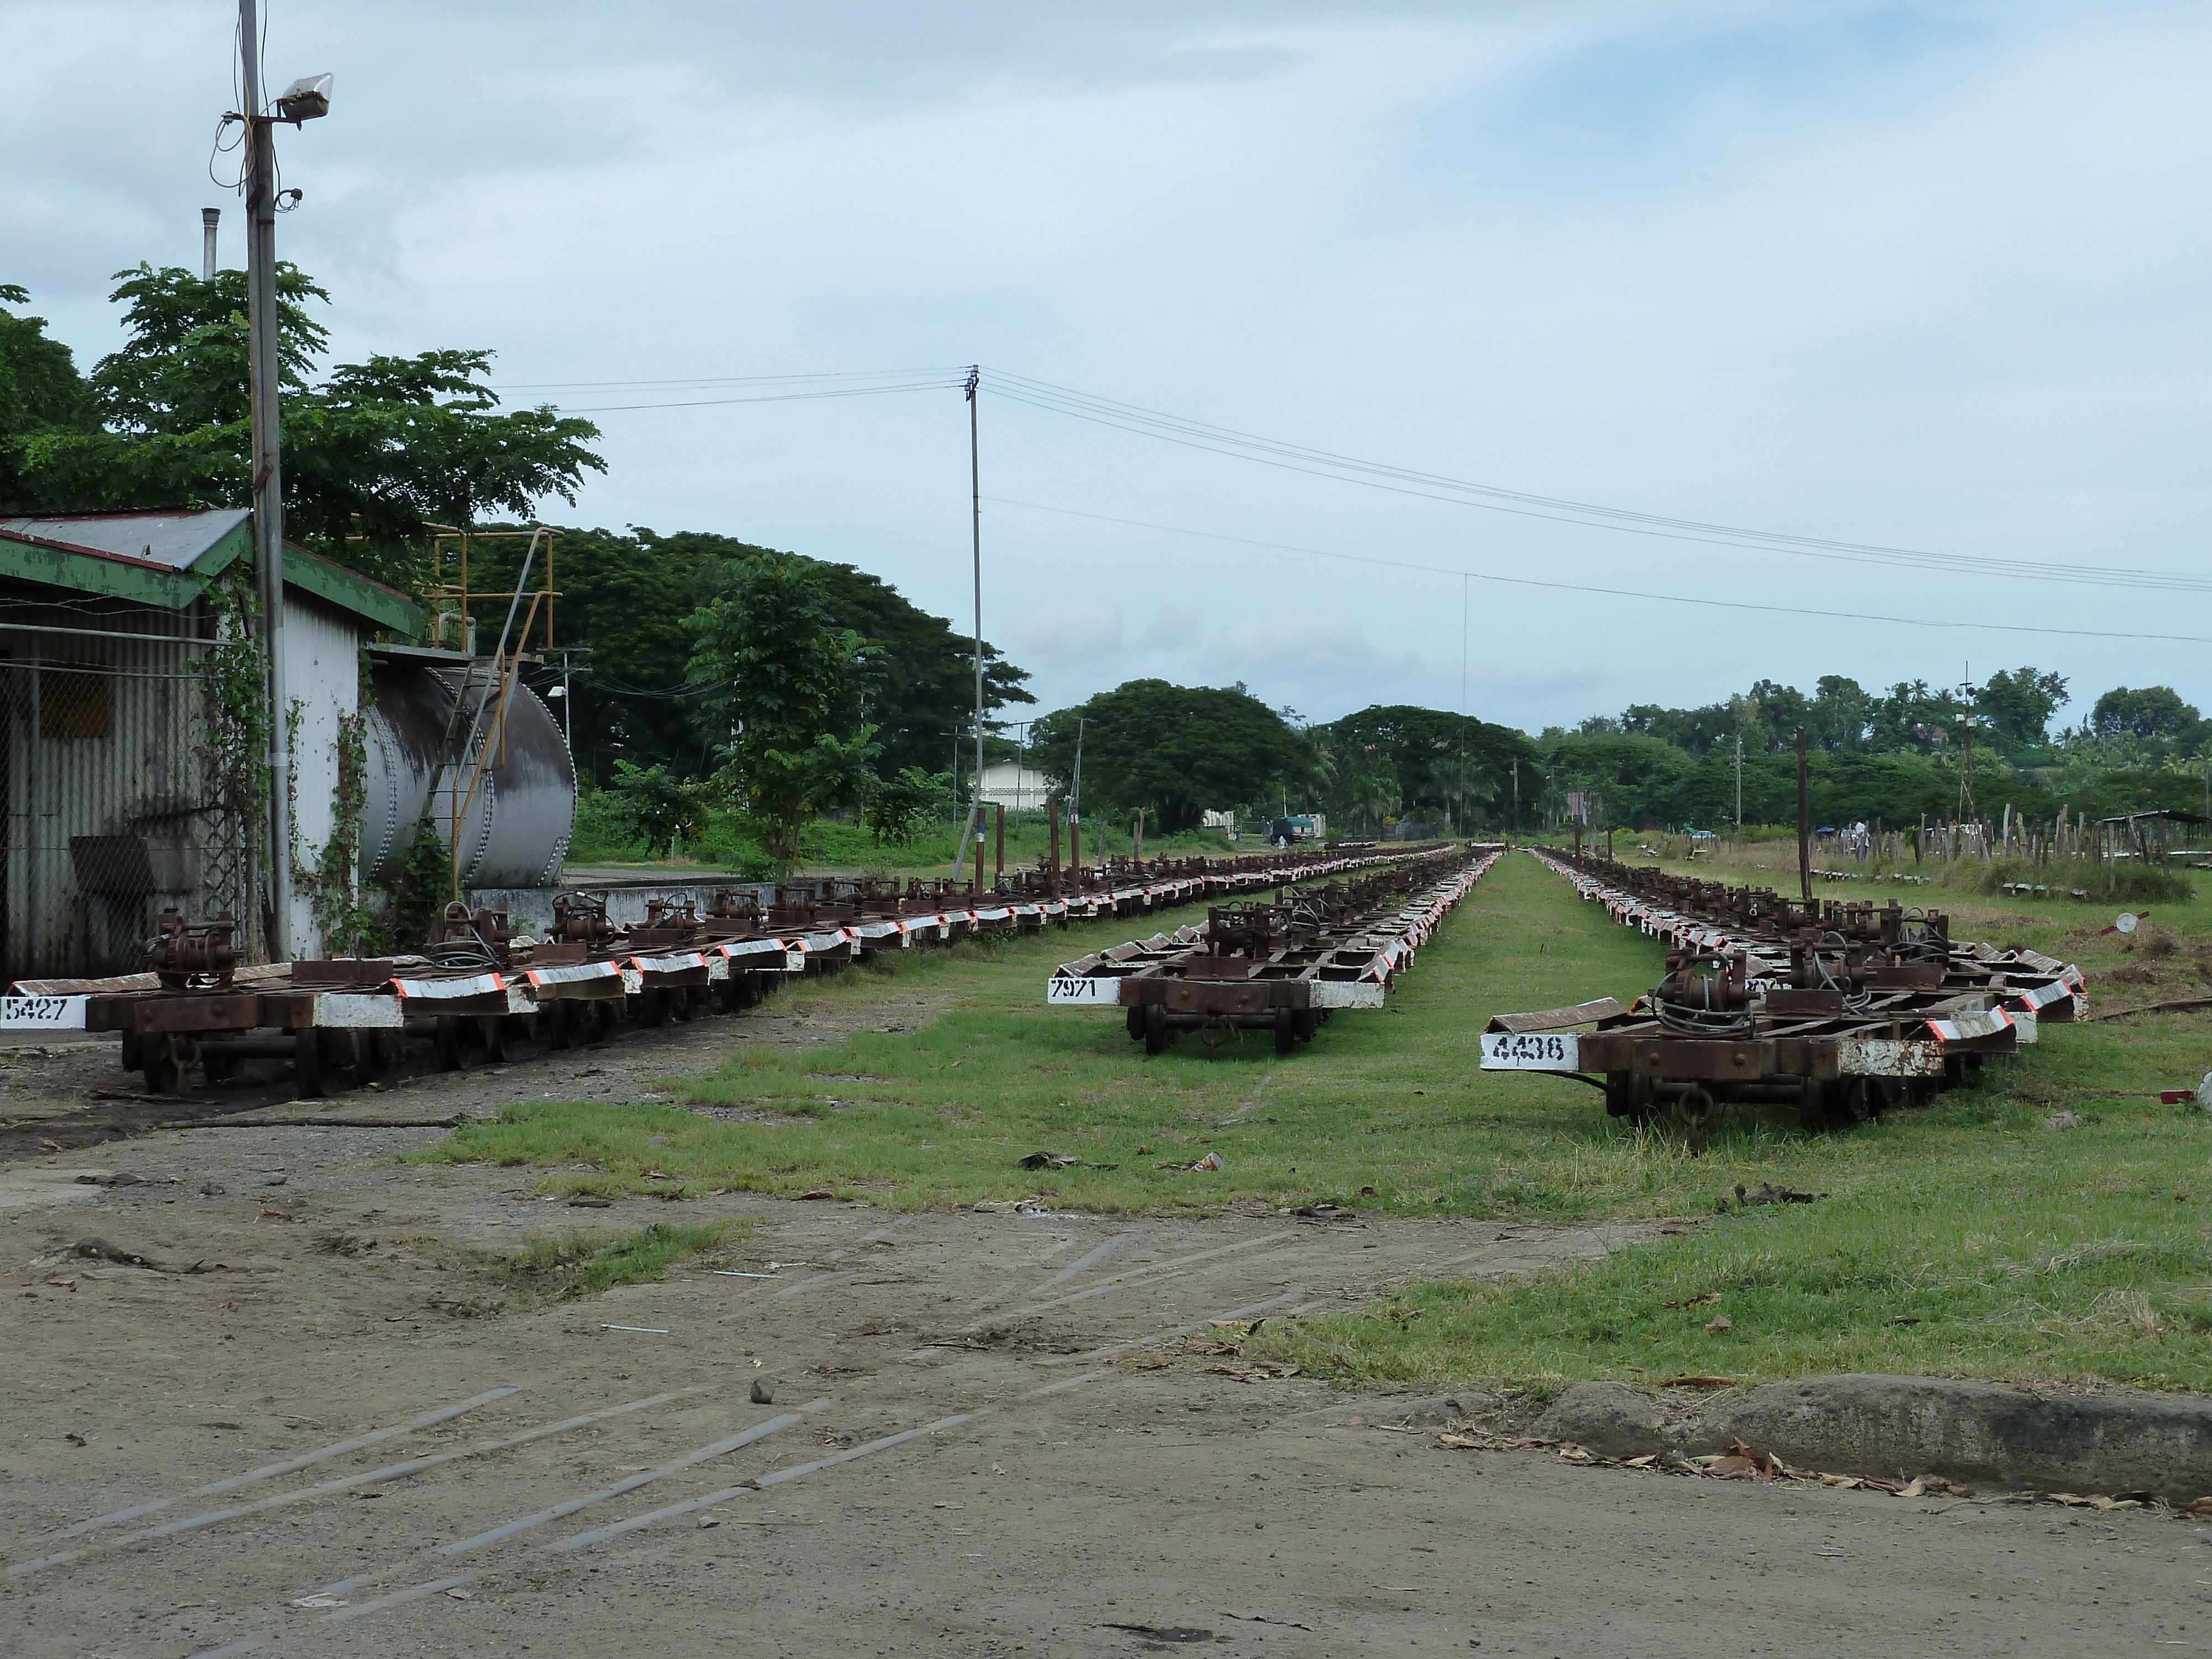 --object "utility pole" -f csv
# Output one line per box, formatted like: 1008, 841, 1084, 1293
1734, 732, 1743, 837
952, 367, 985, 880
1511, 758, 1519, 839
1796, 725, 1812, 906
239, 0, 290, 959
1071, 717, 1087, 868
